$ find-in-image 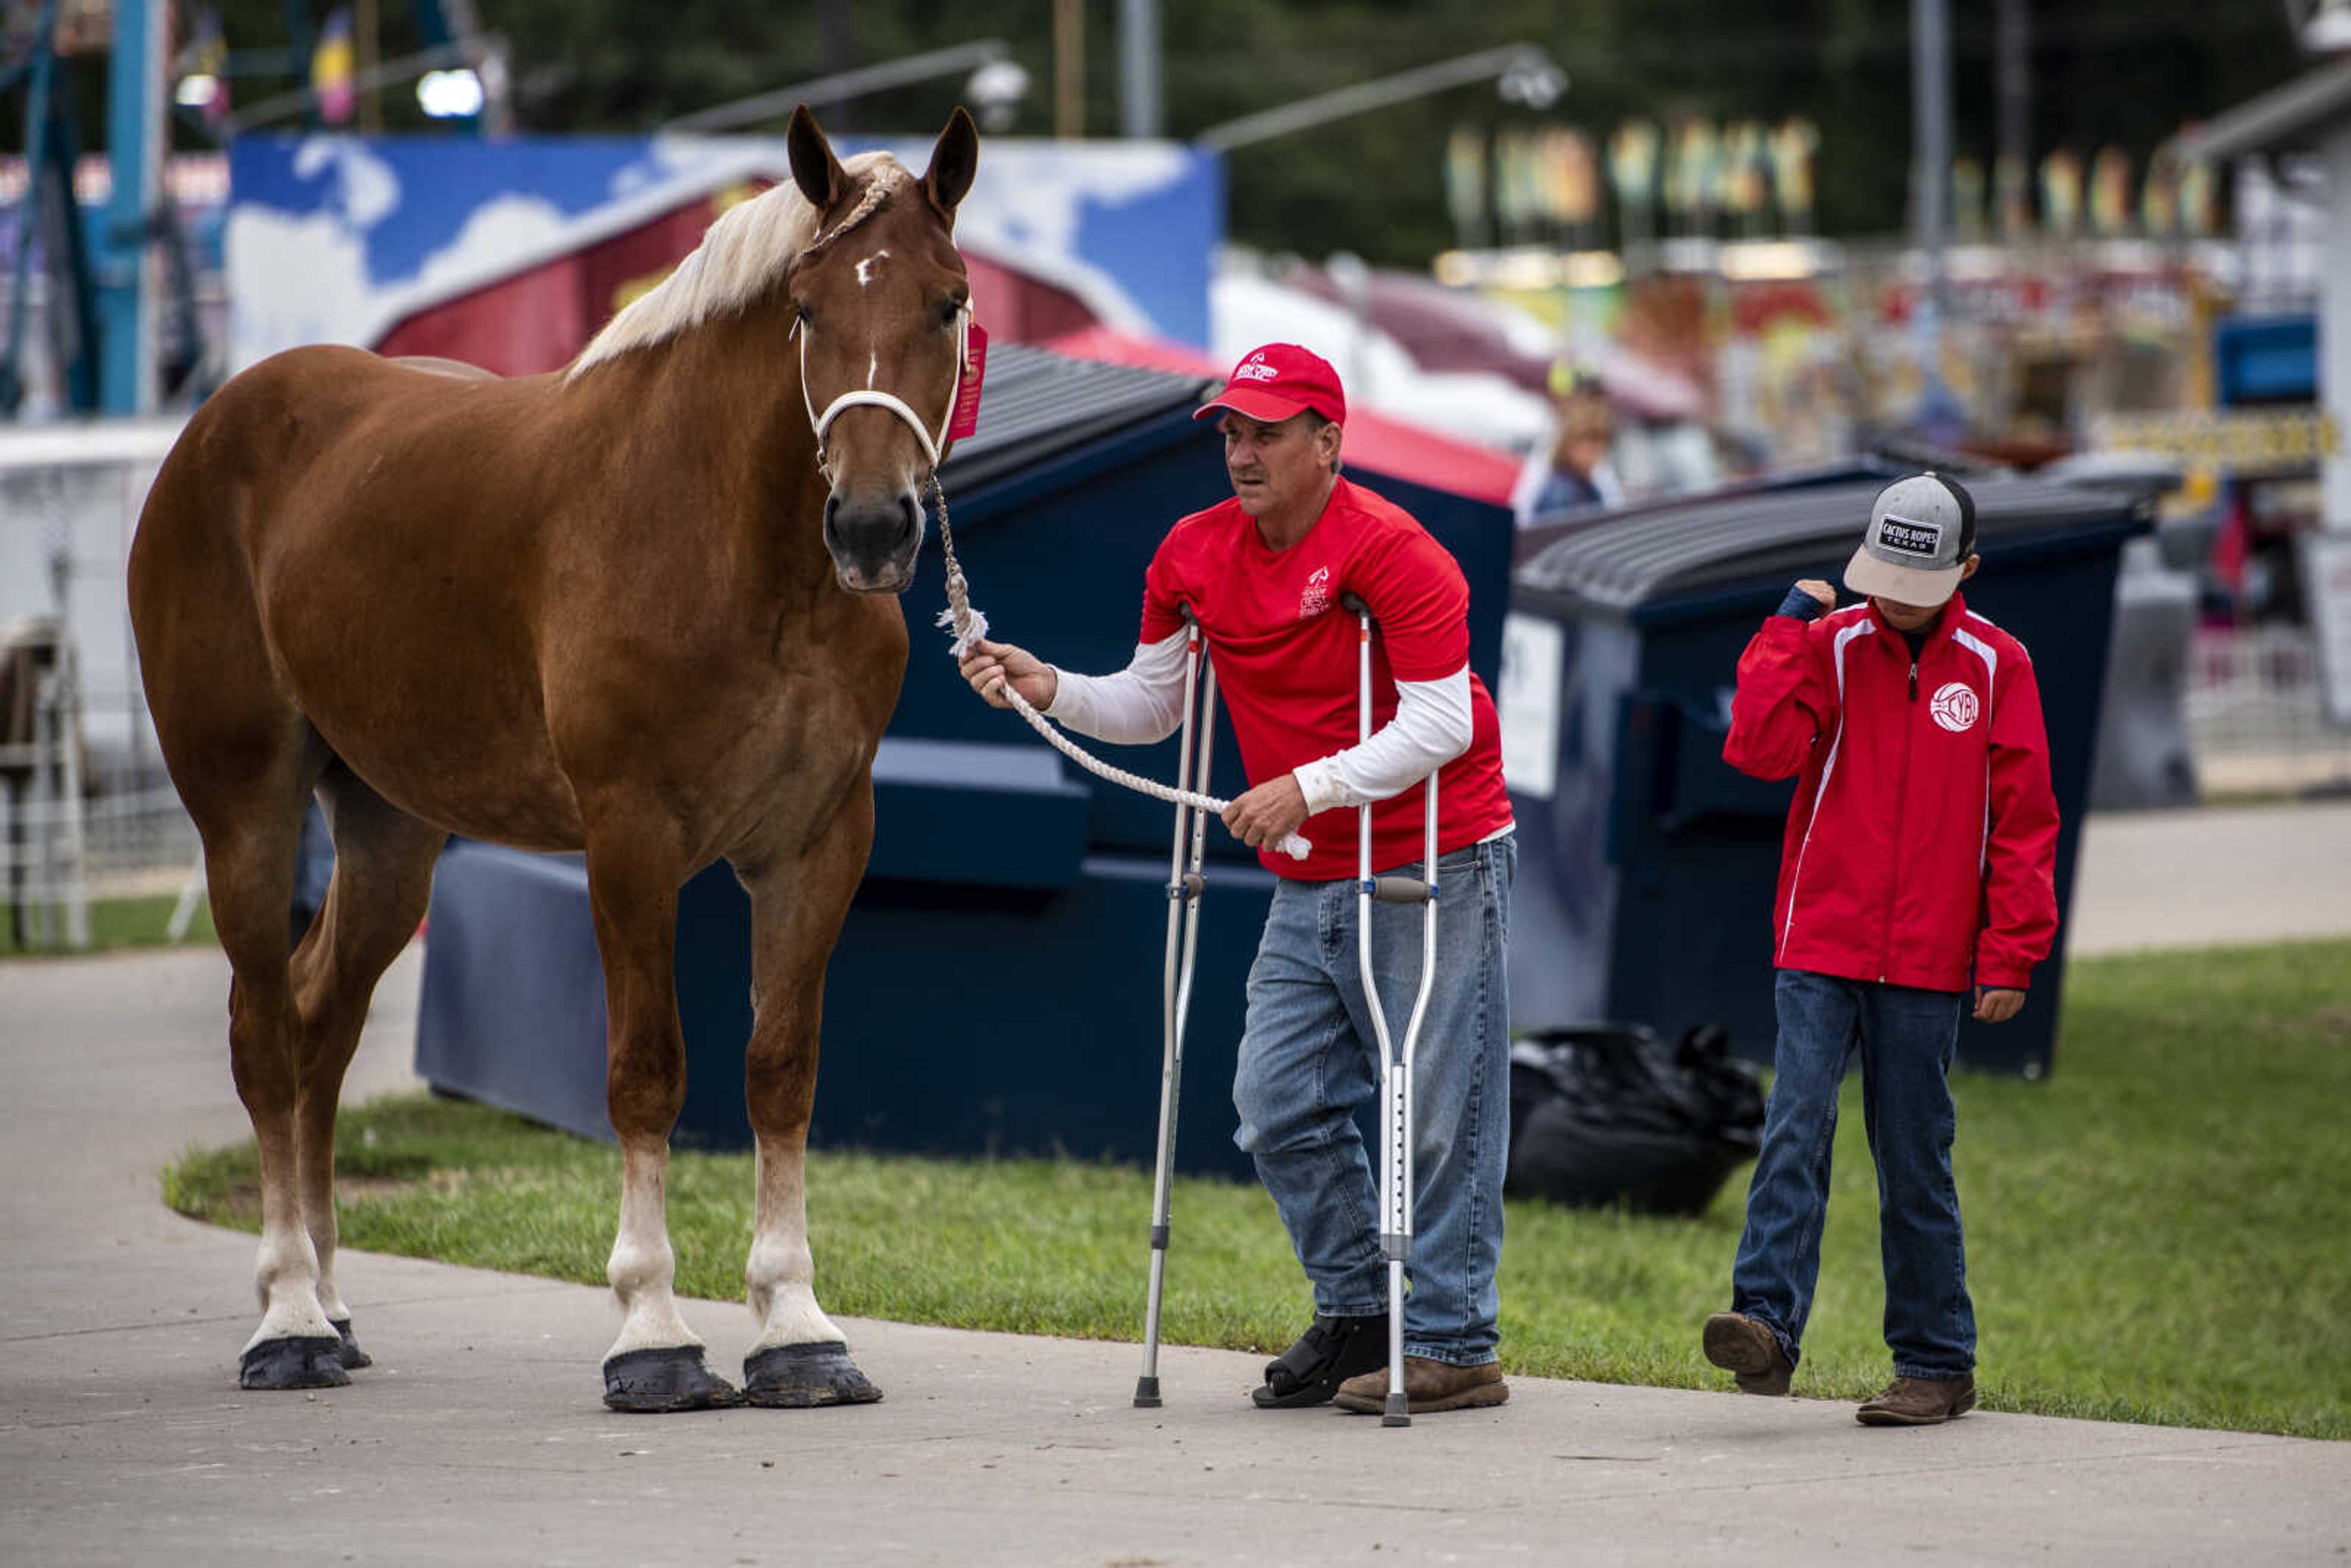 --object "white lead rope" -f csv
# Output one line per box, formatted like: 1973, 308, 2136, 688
797, 311, 1309, 861
928, 477, 1312, 862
